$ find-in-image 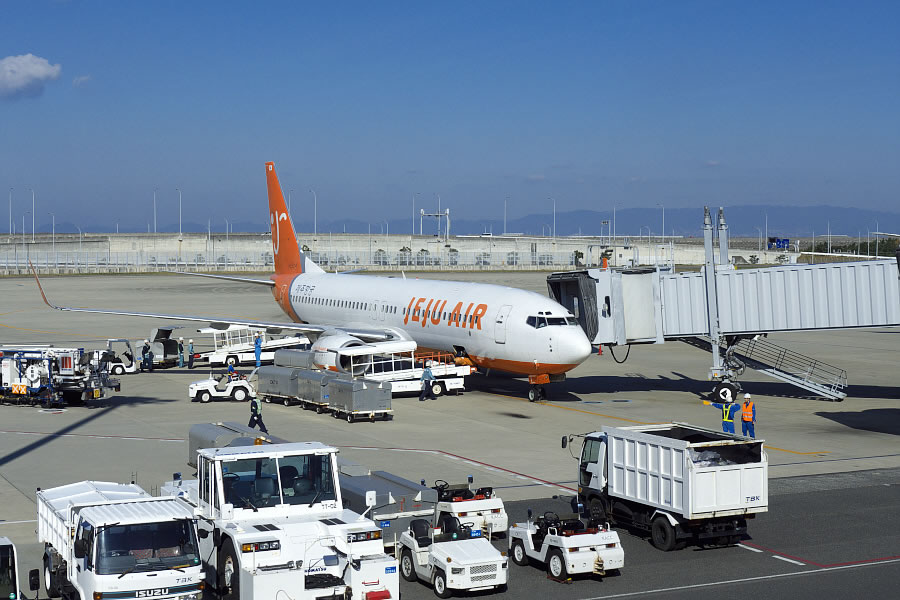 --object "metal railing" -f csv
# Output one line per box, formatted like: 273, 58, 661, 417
732, 336, 848, 397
